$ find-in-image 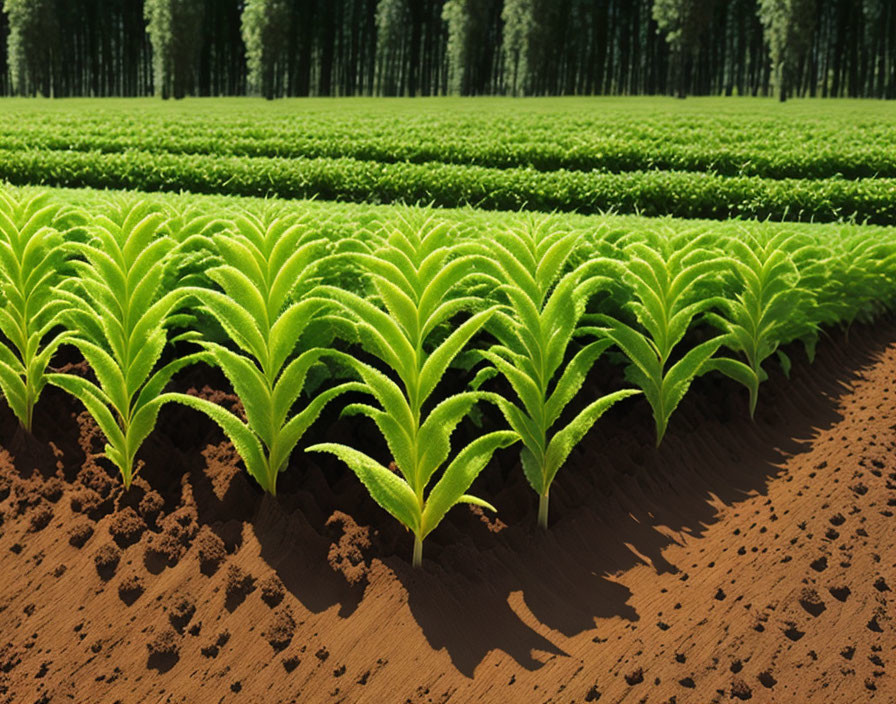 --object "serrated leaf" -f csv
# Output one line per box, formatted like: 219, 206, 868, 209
307, 443, 421, 533
421, 430, 518, 538
543, 389, 640, 487
169, 392, 271, 491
